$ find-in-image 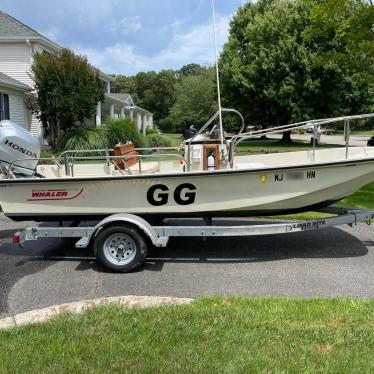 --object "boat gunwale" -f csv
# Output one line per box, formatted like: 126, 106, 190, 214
1, 154, 374, 184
